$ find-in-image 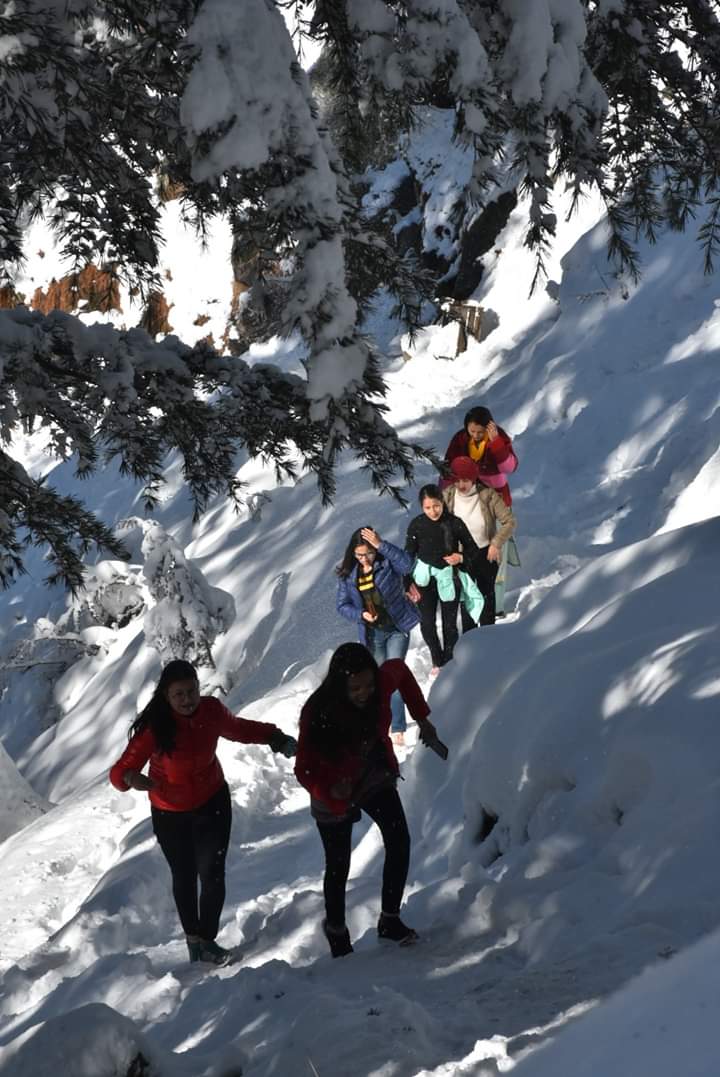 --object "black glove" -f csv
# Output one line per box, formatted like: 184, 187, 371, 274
269, 730, 298, 758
